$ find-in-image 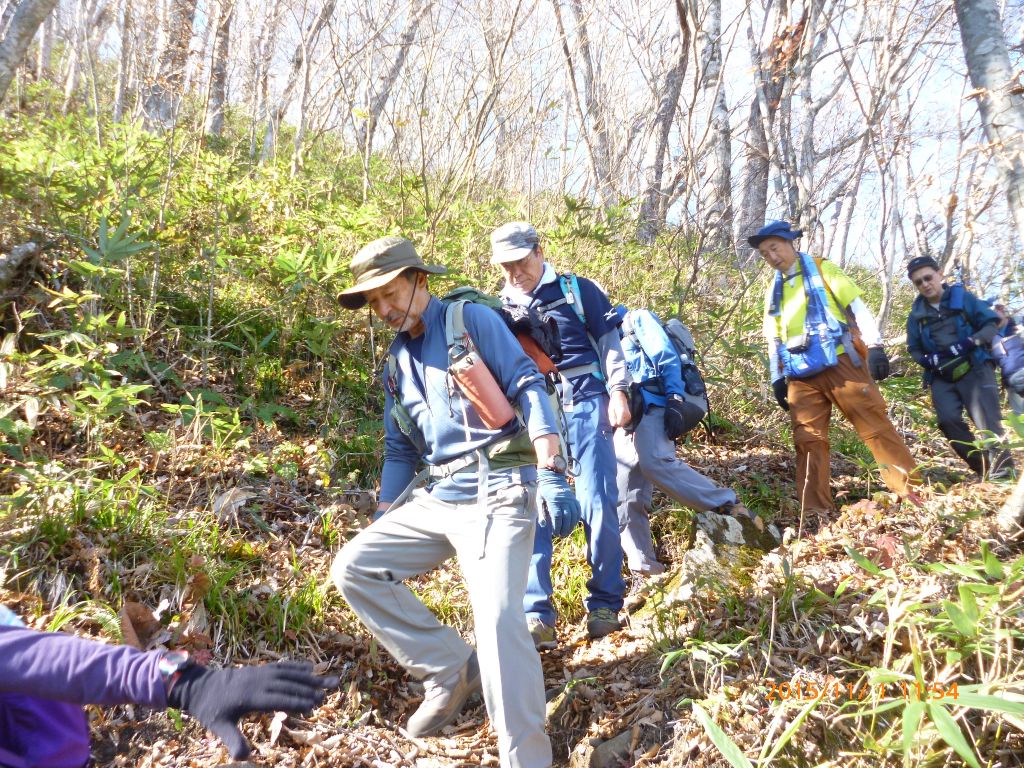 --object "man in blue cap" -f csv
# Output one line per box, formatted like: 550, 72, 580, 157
906, 255, 1014, 479
751, 220, 918, 518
